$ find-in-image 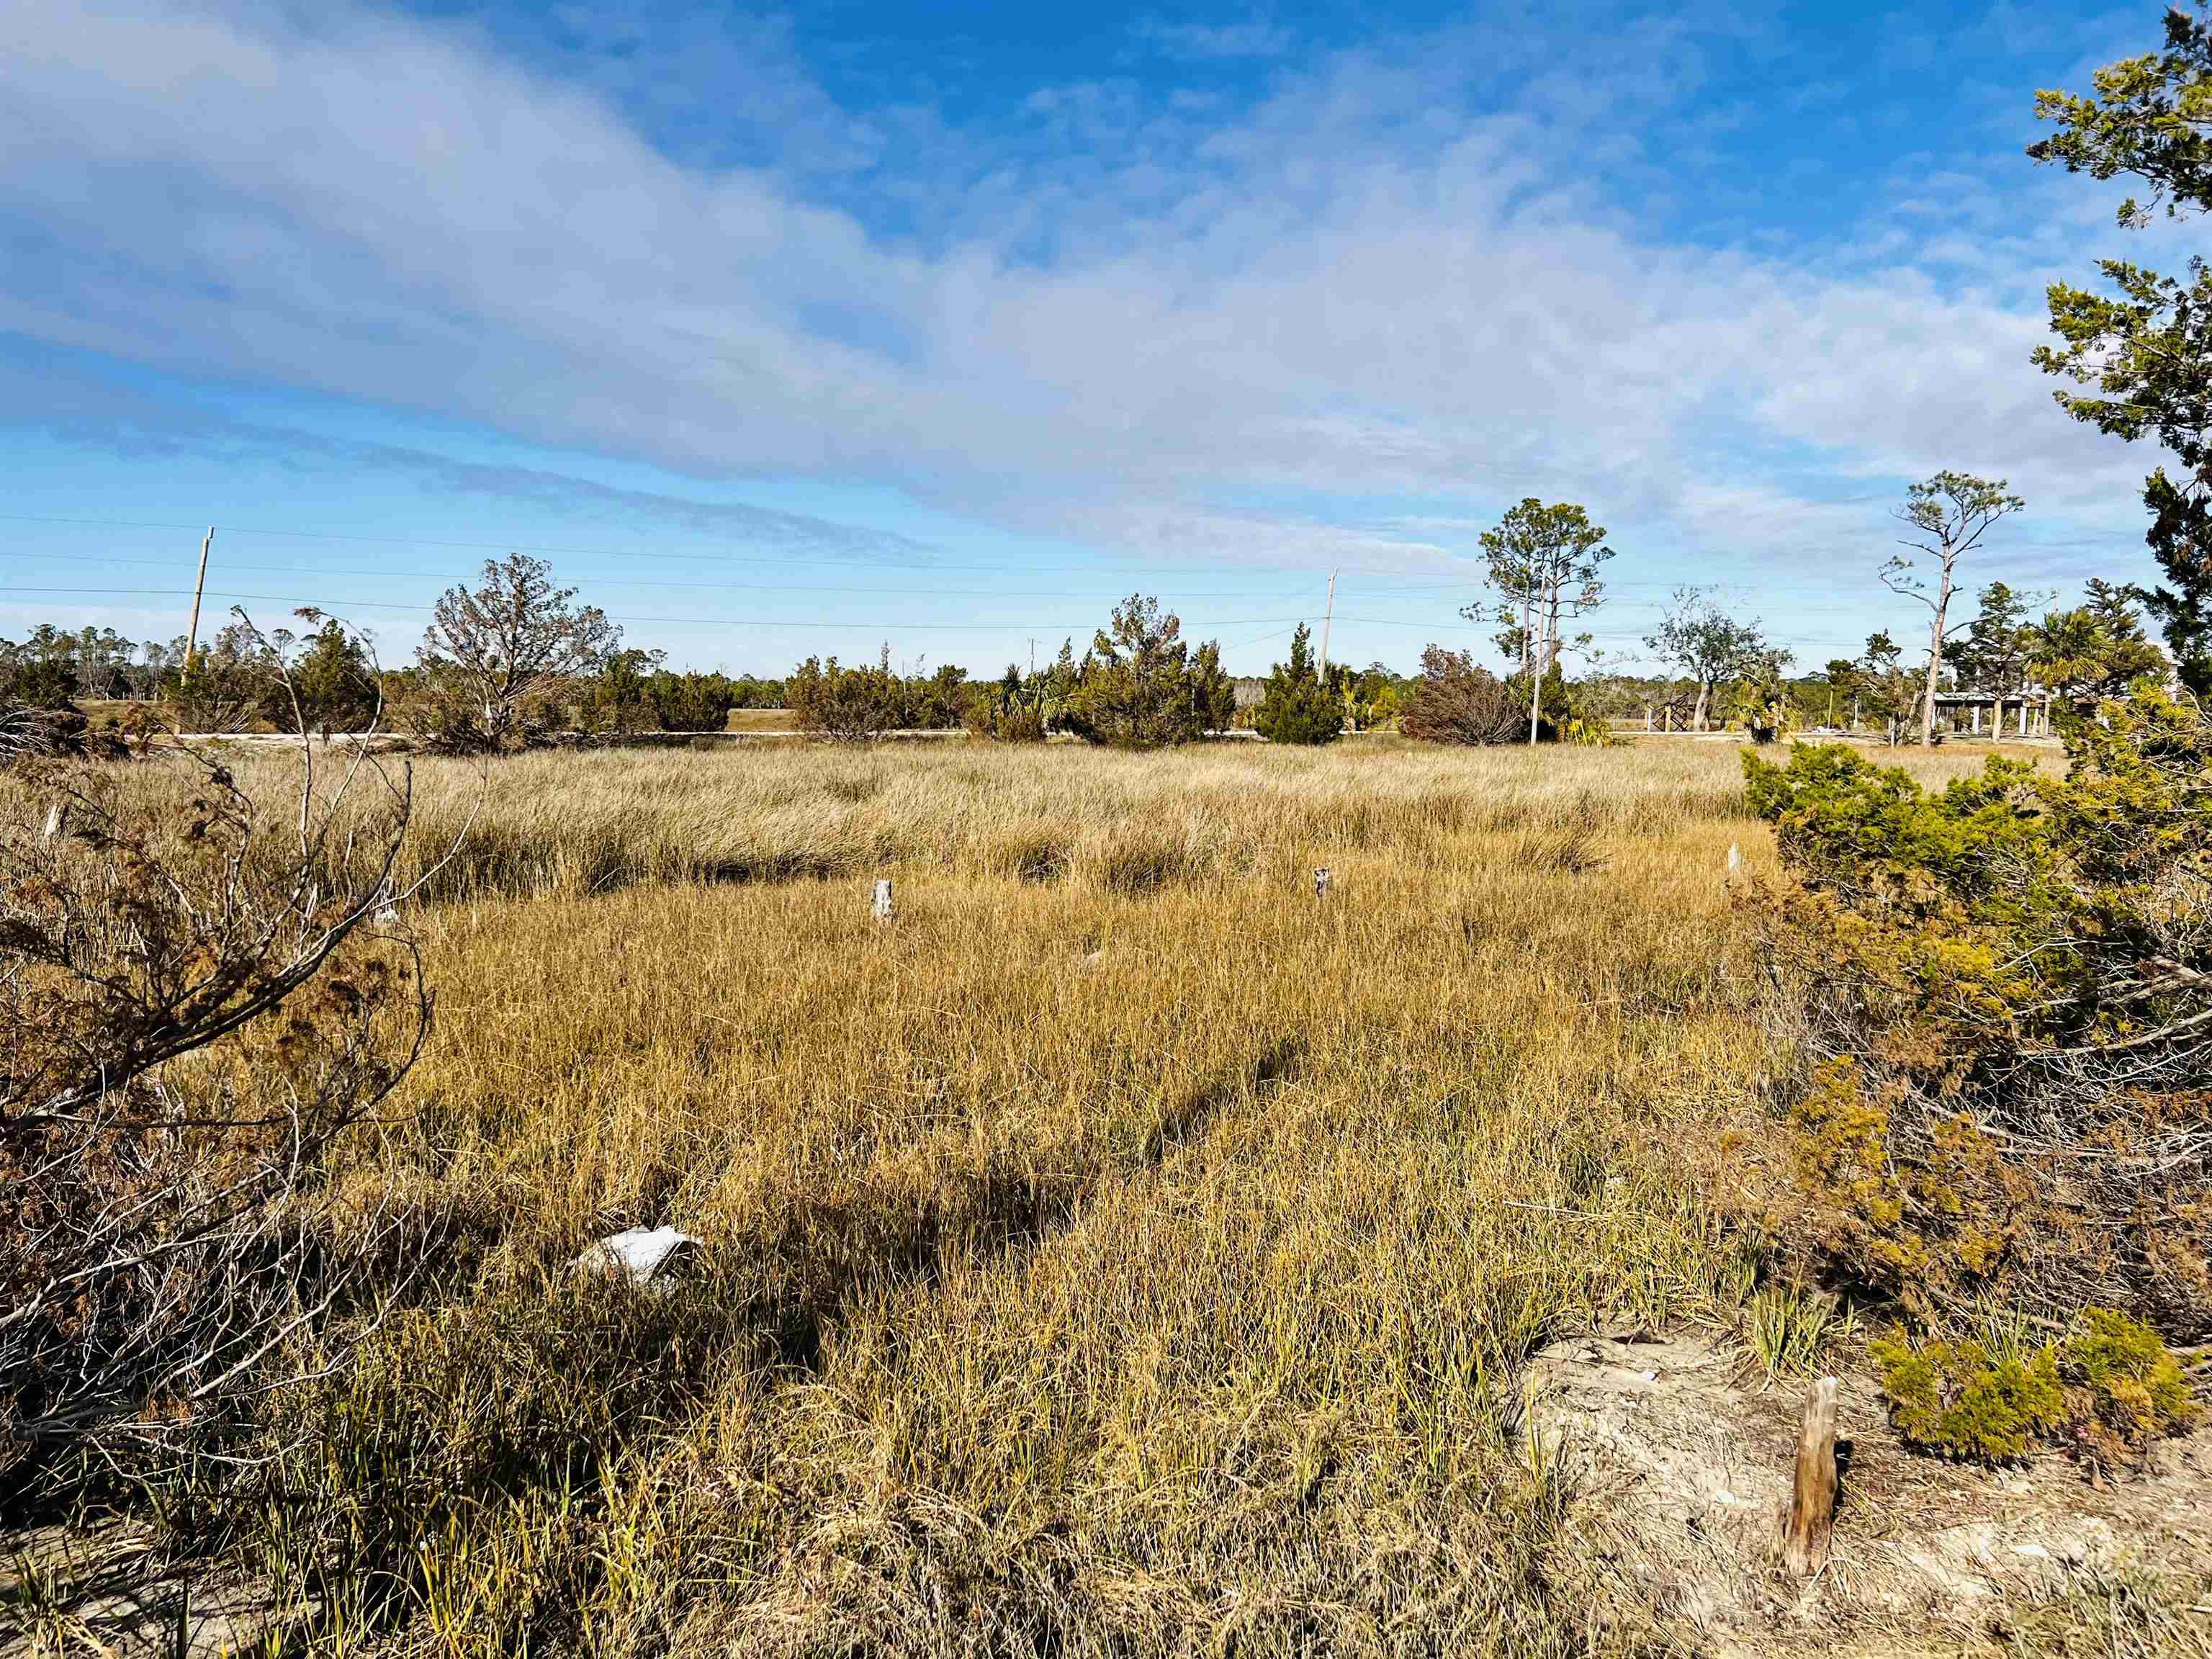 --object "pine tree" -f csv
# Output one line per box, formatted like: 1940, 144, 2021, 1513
1253, 624, 1341, 745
